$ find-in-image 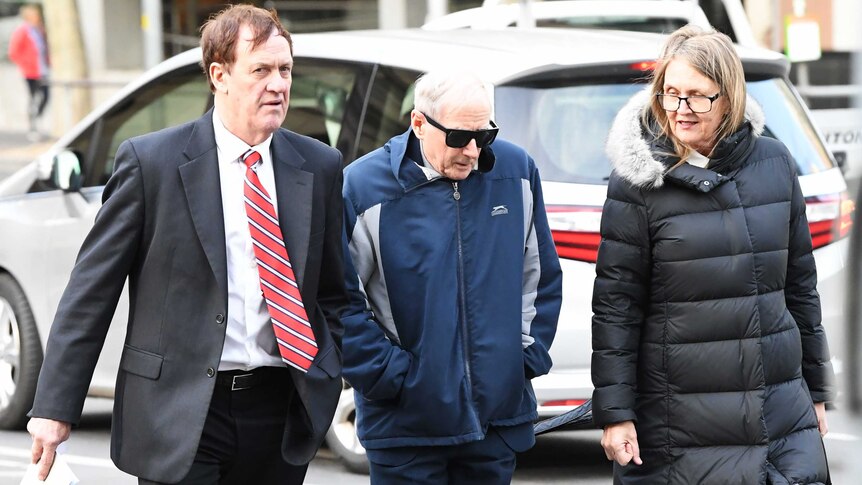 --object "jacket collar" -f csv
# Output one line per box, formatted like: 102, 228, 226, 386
605, 87, 765, 191
386, 128, 496, 192
179, 109, 314, 300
